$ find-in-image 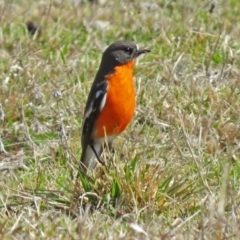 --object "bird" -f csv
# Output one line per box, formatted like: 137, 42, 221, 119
80, 40, 150, 171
